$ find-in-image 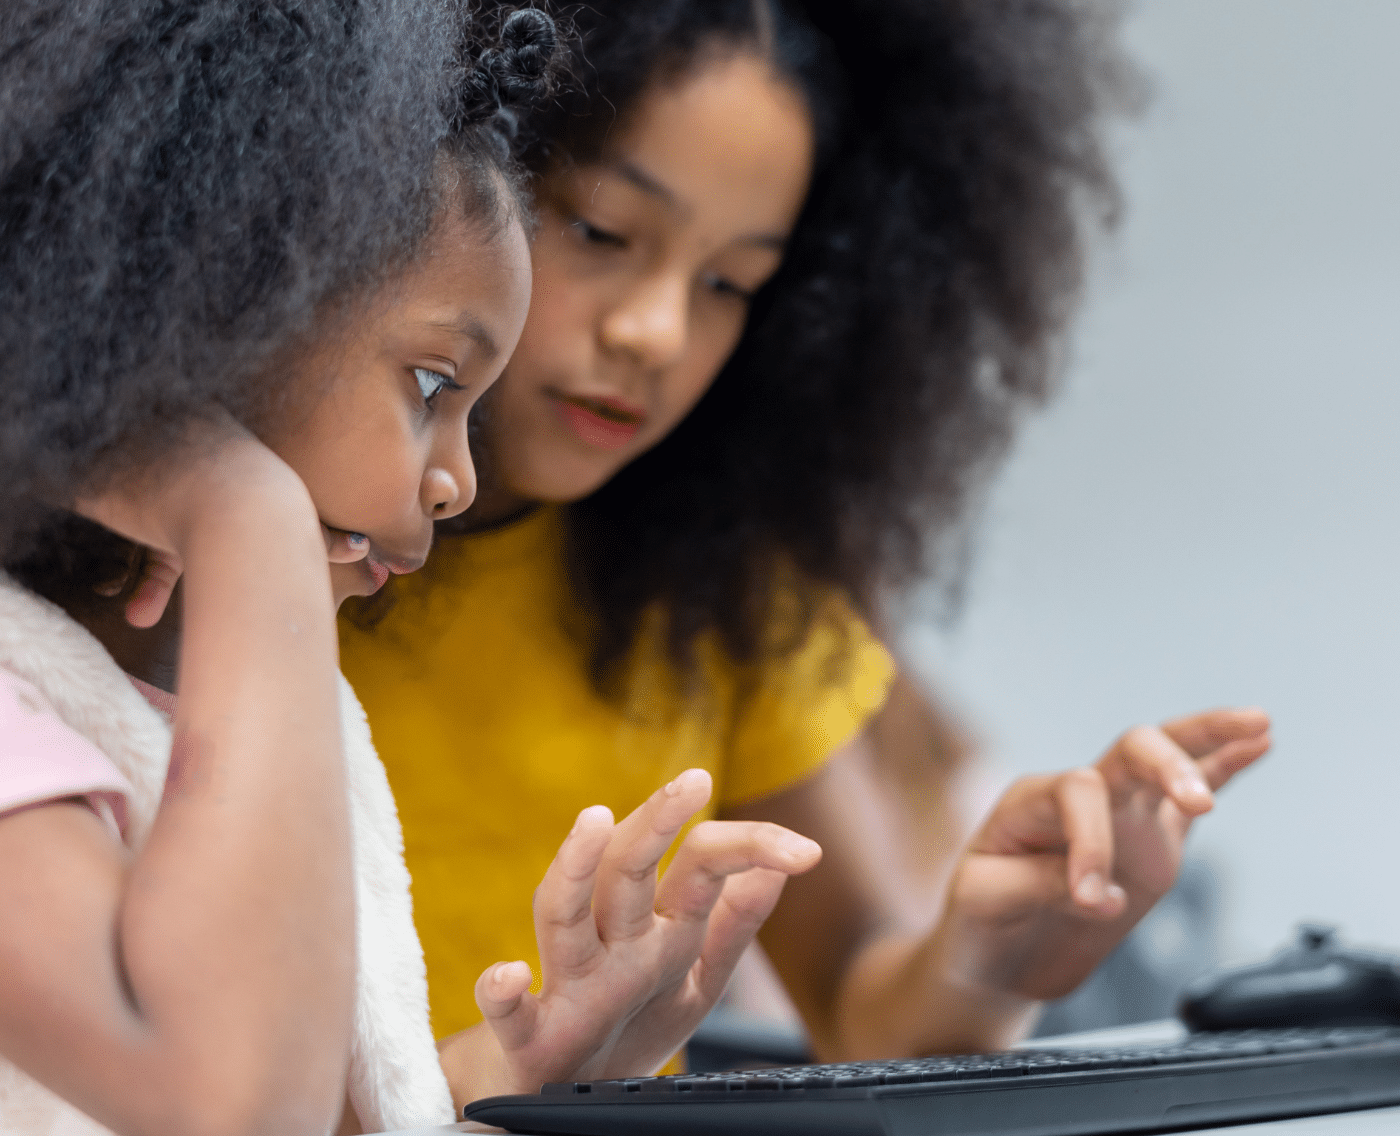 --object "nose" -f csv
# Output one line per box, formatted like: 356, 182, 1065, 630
599, 270, 688, 370
421, 422, 477, 521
